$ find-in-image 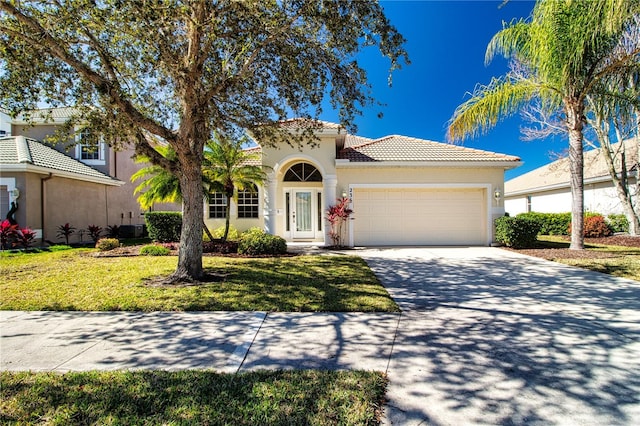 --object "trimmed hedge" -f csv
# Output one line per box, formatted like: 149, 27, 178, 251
145, 212, 182, 243
607, 214, 629, 233
495, 216, 541, 248
516, 212, 571, 235
238, 228, 287, 255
